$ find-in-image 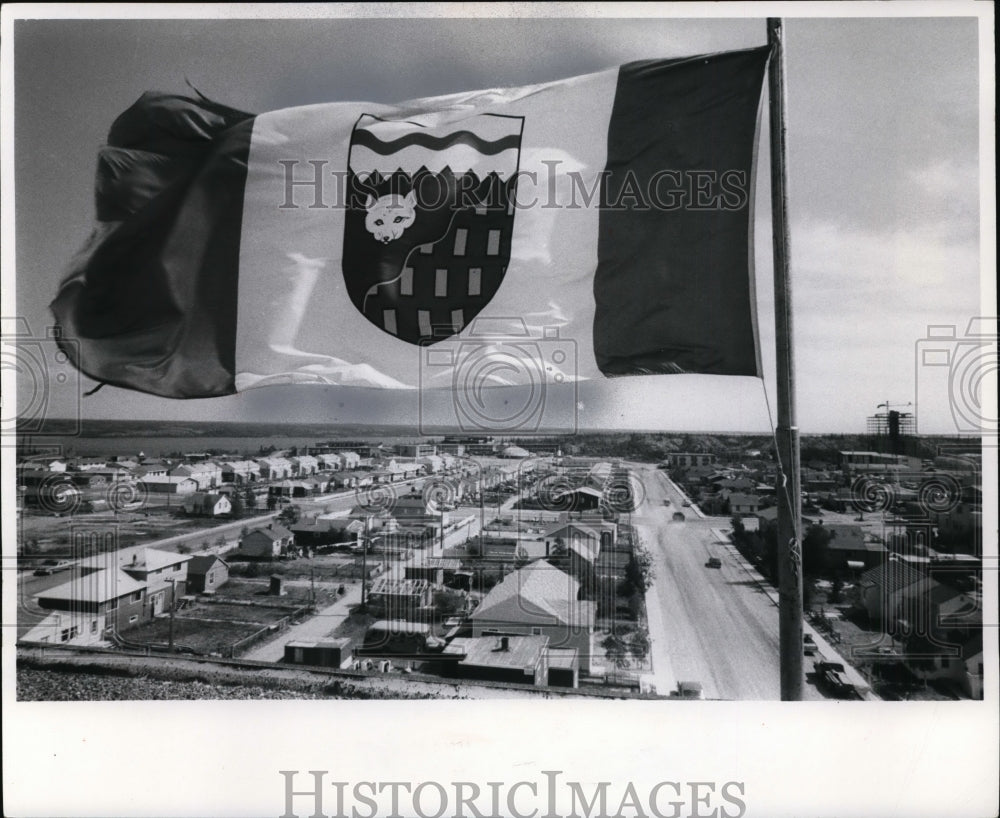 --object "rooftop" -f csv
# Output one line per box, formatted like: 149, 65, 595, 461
446, 635, 549, 670
36, 568, 145, 604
